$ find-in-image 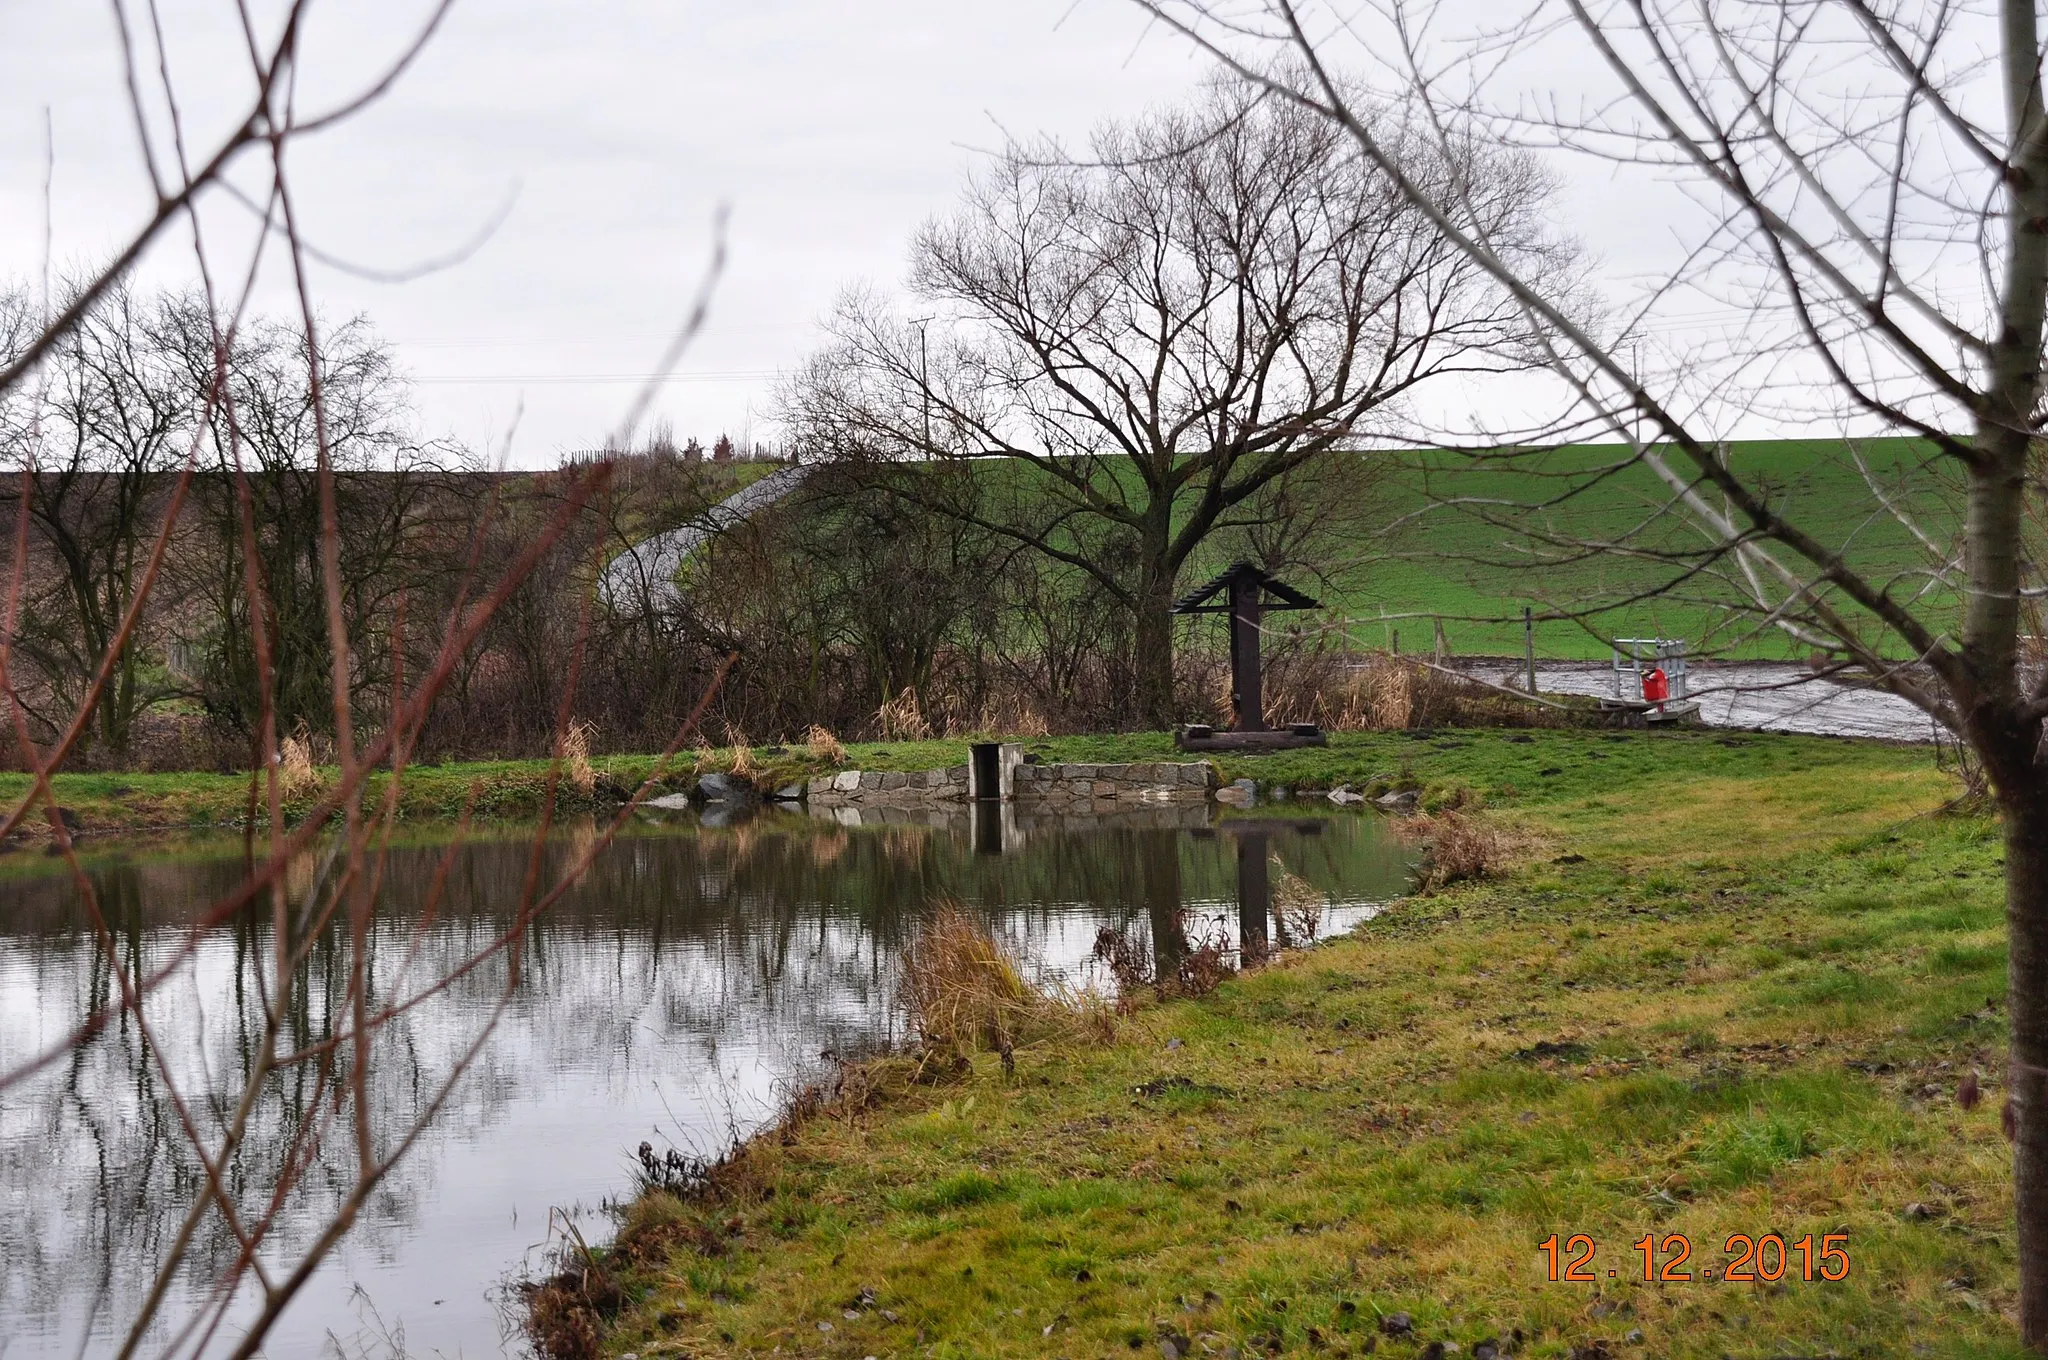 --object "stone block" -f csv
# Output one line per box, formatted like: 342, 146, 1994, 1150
698, 772, 753, 802
859, 771, 883, 791
833, 770, 862, 792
